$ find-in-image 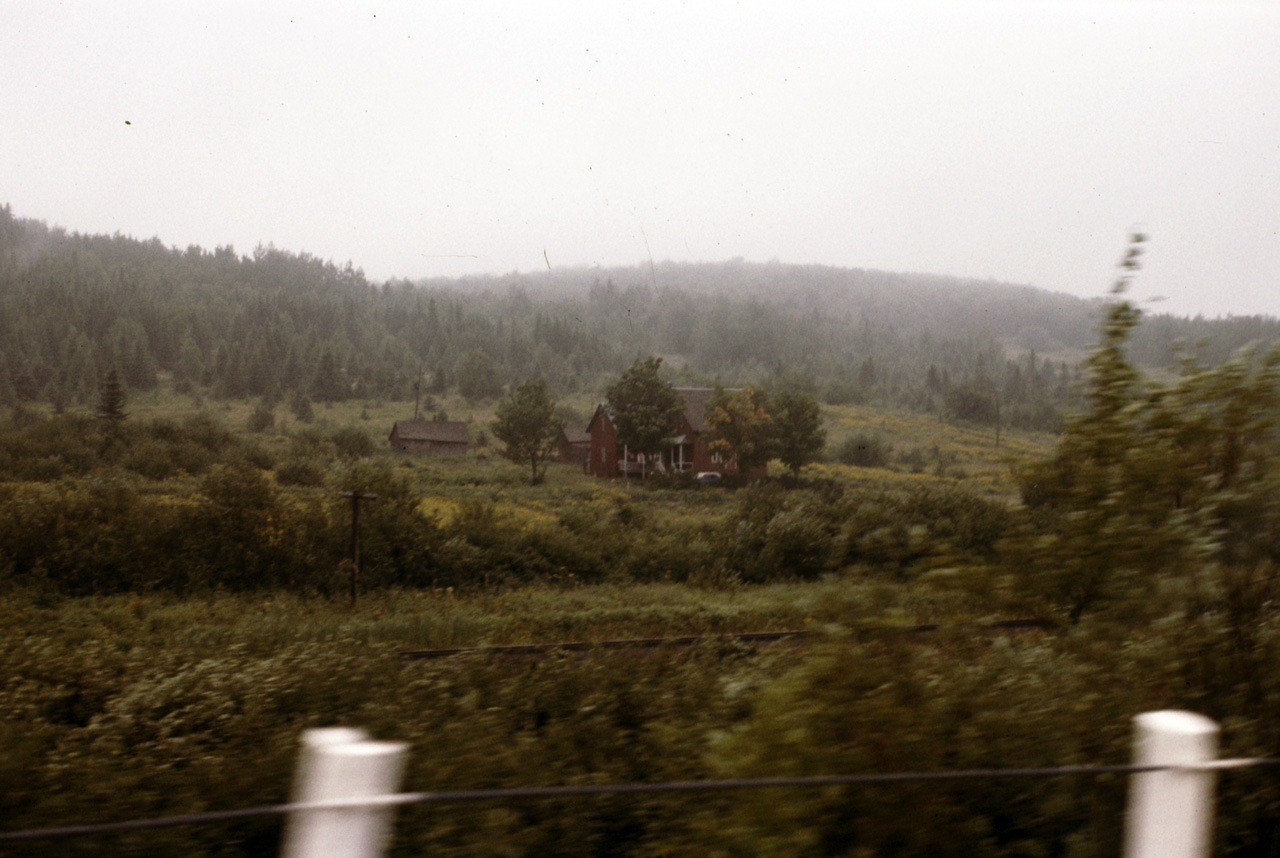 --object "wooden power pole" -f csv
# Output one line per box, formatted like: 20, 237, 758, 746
412, 365, 424, 421
341, 492, 378, 605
